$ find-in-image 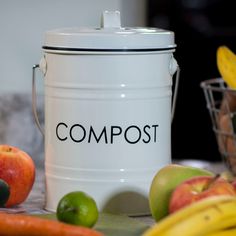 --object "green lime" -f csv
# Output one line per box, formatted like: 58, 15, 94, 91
56, 191, 99, 228
0, 179, 10, 207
